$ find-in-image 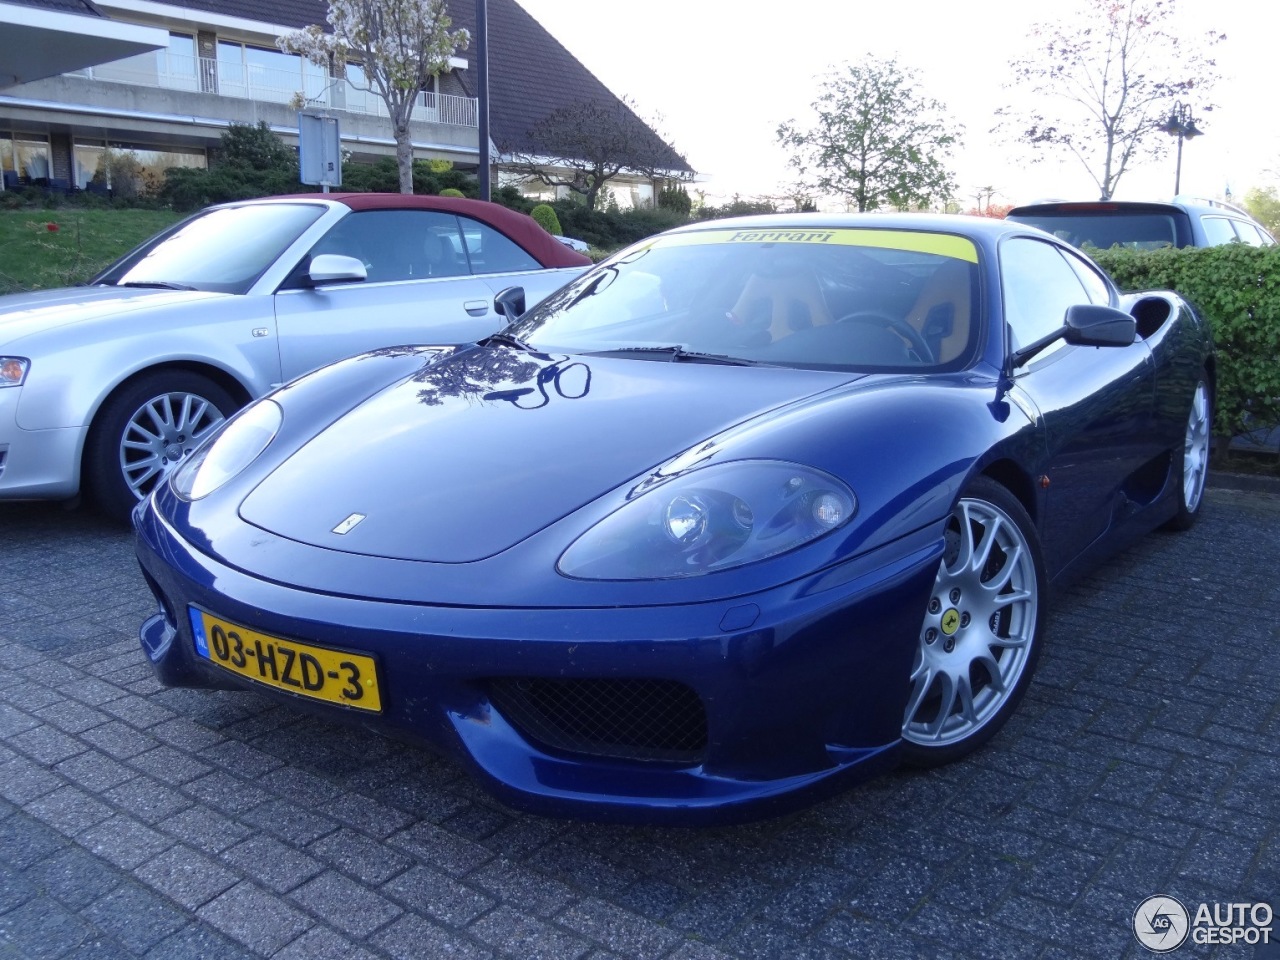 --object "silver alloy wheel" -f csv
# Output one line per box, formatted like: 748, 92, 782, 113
1183, 381, 1210, 513
903, 497, 1039, 747
119, 391, 226, 500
